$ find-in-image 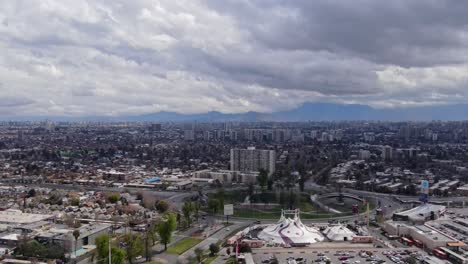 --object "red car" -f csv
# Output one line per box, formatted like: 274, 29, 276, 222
339, 256, 348, 261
